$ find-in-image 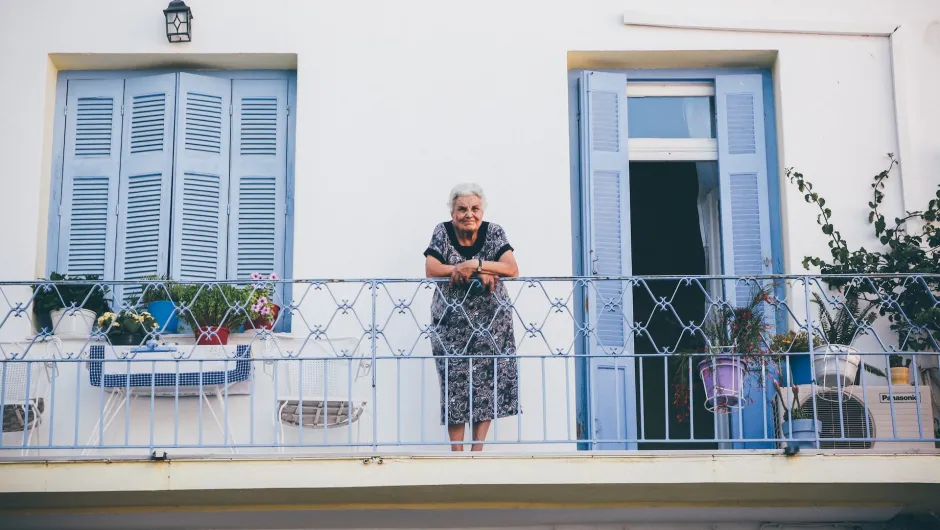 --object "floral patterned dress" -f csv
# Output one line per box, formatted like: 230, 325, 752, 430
424, 221, 520, 425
